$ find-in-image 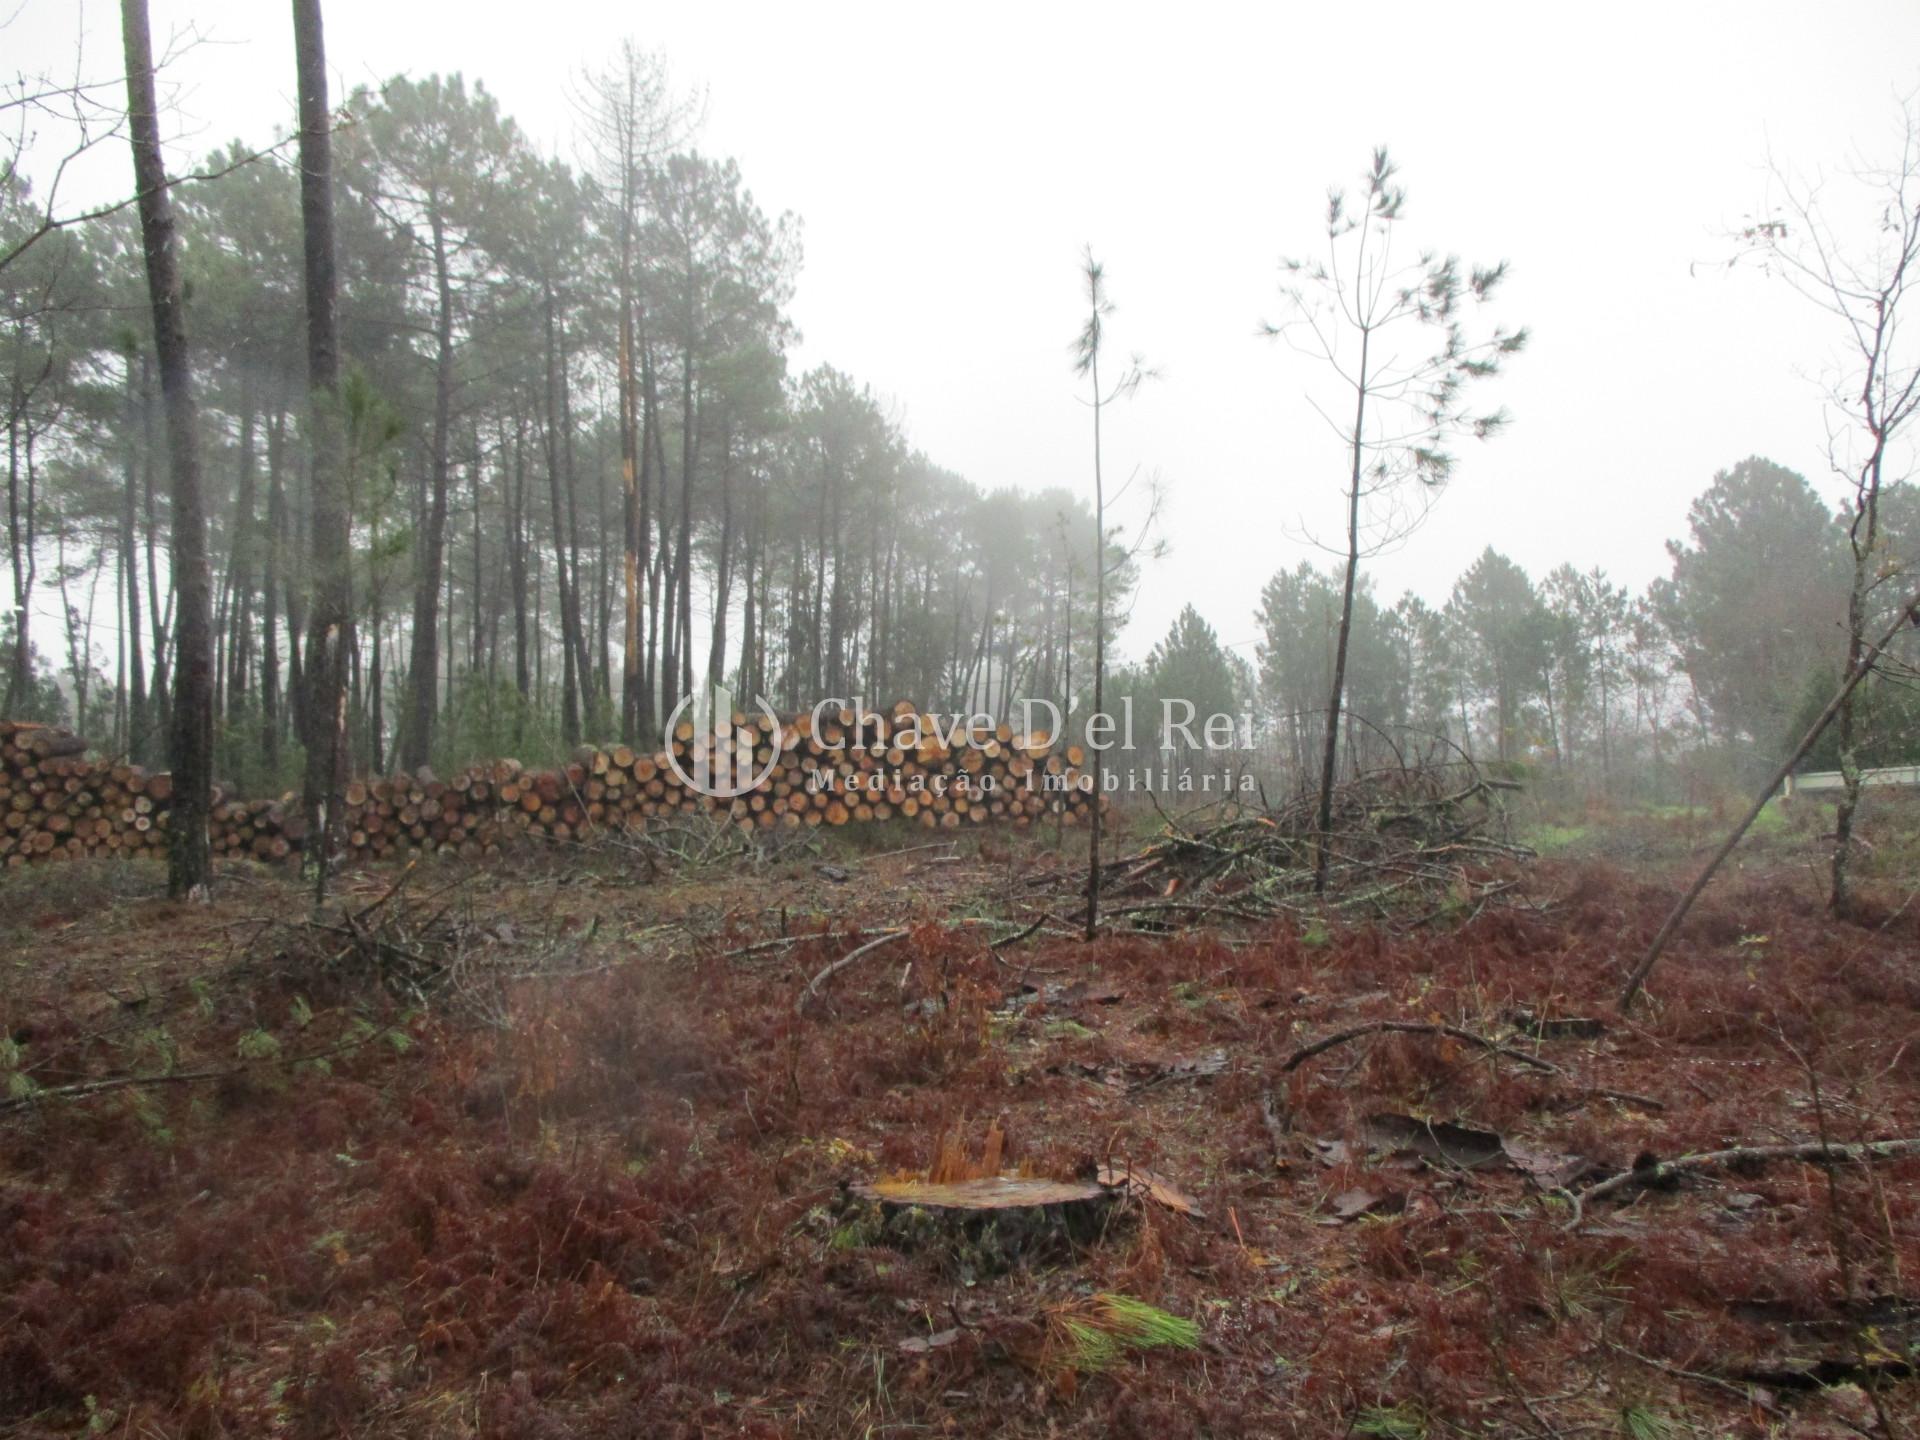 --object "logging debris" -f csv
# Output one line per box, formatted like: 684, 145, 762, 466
1096, 759, 1533, 929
